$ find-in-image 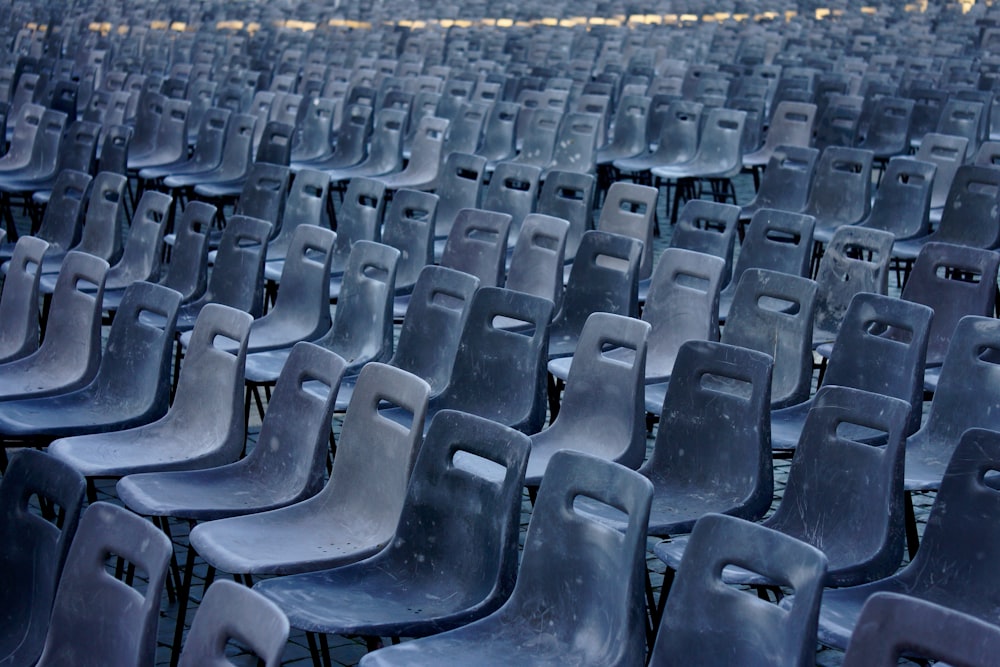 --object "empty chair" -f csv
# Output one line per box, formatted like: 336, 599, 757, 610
650, 513, 827, 667
738, 144, 818, 225
503, 213, 569, 314
38, 171, 128, 273
161, 113, 256, 194
803, 146, 874, 247
189, 364, 430, 578
482, 161, 540, 244
742, 101, 817, 177
432, 152, 485, 241
854, 96, 914, 170
936, 97, 983, 159
438, 208, 511, 287
263, 167, 329, 267
0, 449, 86, 666
34, 502, 172, 667
116, 341, 345, 662
849, 156, 936, 245
159, 201, 213, 303
545, 230, 642, 360
509, 107, 560, 169
545, 111, 600, 175
814, 428, 1000, 650
356, 450, 652, 667
293, 102, 371, 171
841, 592, 1000, 667
596, 93, 651, 165
536, 170, 595, 262
329, 176, 386, 276
771, 292, 932, 453
0, 282, 181, 456
526, 312, 649, 487
0, 169, 90, 262
381, 188, 438, 302
613, 99, 703, 186
177, 580, 289, 667
48, 304, 252, 481
0, 251, 108, 401
668, 199, 740, 288
477, 100, 519, 163
0, 236, 47, 364
596, 181, 658, 281
326, 107, 406, 184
